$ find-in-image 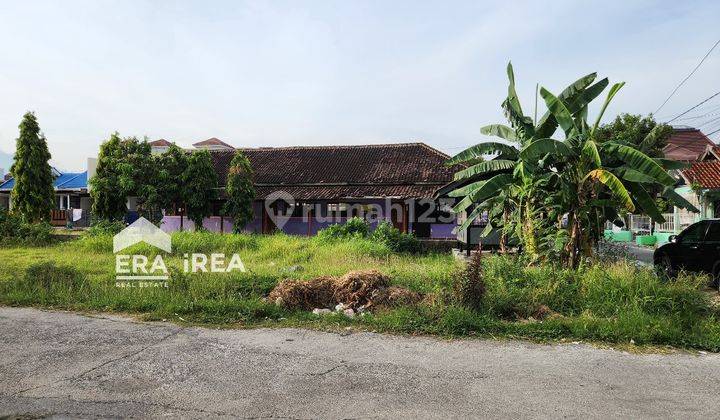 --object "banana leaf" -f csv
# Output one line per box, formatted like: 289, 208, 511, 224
480, 124, 518, 142
603, 143, 675, 186
453, 159, 516, 181
626, 182, 665, 223
520, 138, 572, 160
446, 142, 518, 165
584, 169, 635, 211
540, 87, 576, 136
662, 187, 700, 212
